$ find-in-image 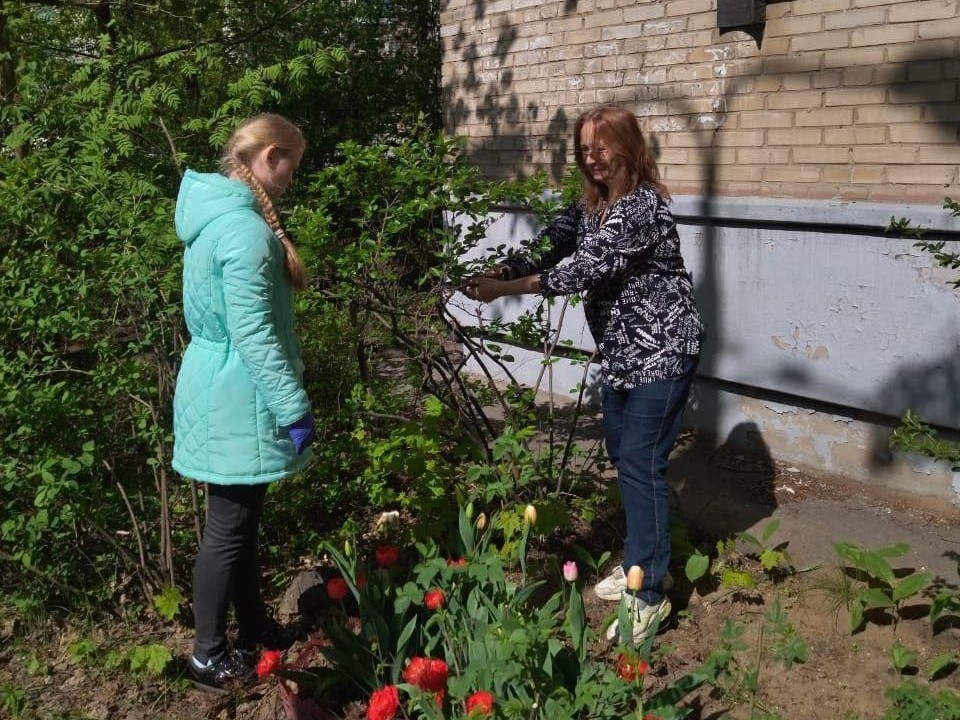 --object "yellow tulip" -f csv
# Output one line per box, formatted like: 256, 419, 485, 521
524, 504, 537, 526
626, 565, 644, 592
